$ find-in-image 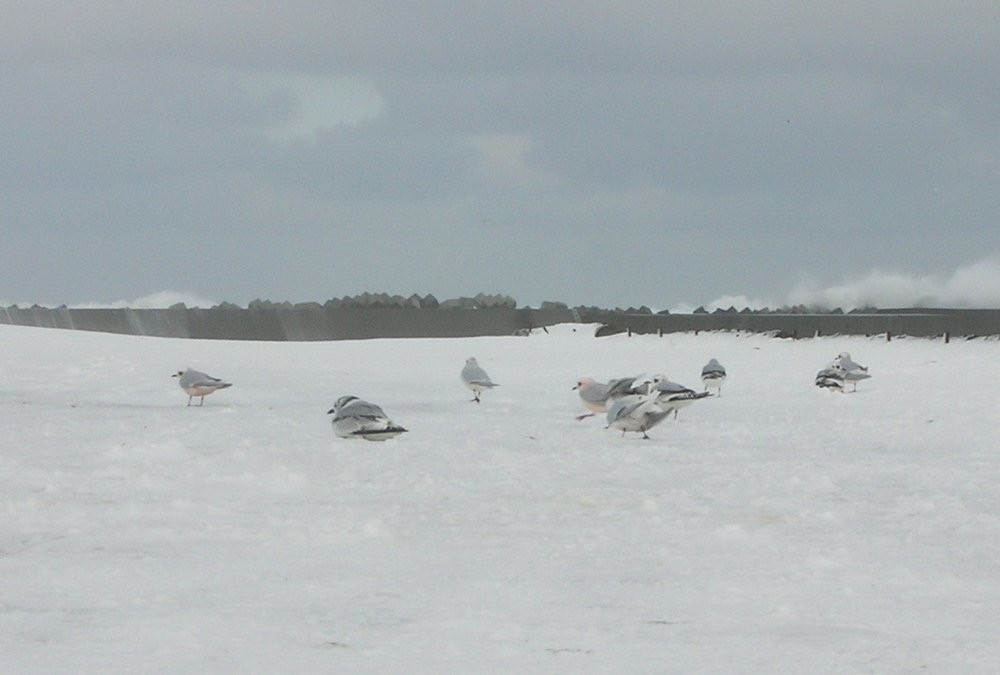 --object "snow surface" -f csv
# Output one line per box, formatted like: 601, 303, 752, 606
2, 323, 999, 673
